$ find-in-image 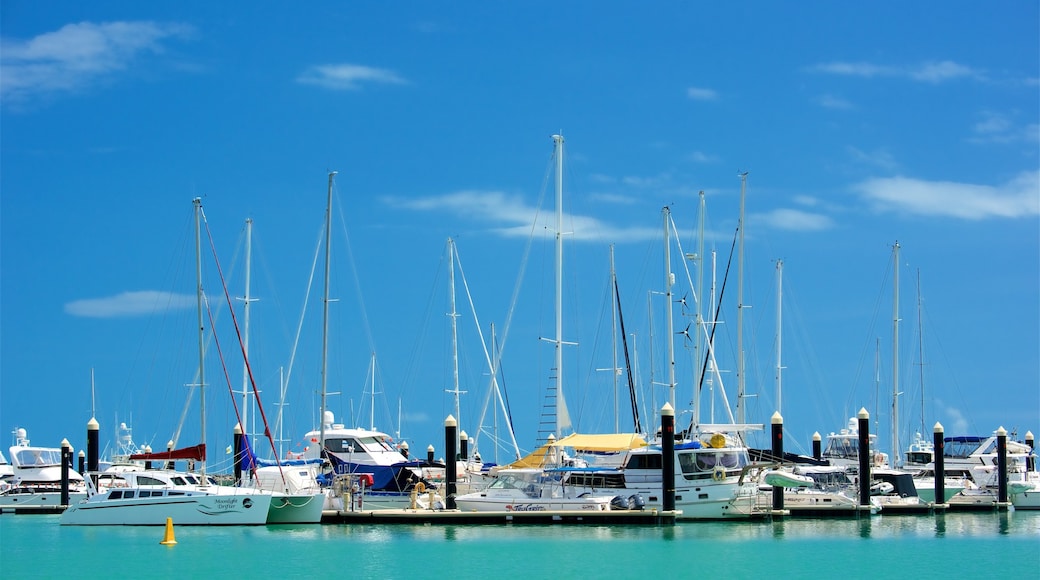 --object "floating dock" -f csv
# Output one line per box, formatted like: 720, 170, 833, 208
321, 508, 679, 525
